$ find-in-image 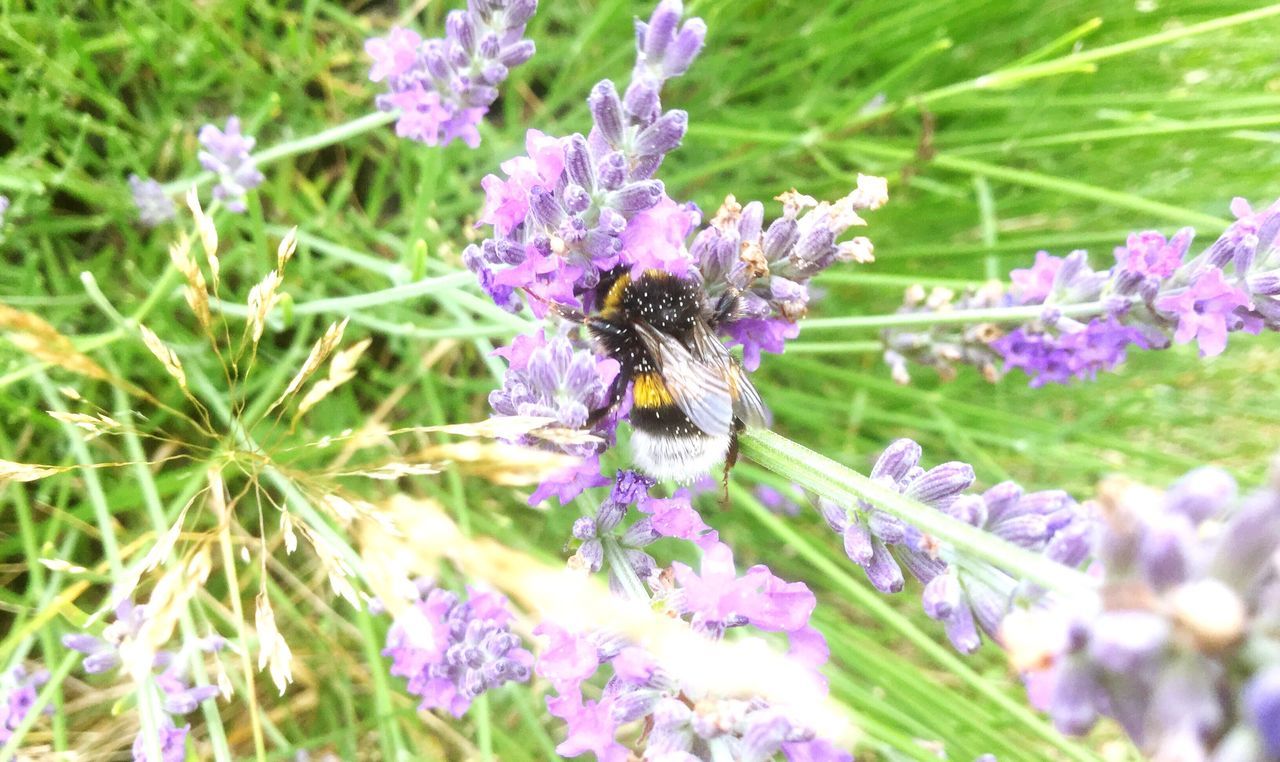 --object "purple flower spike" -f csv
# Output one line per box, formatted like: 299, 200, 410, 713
128, 175, 176, 227
197, 117, 264, 214
131, 716, 189, 762
1, 666, 50, 744
366, 0, 539, 147
384, 585, 533, 718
